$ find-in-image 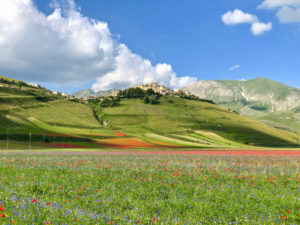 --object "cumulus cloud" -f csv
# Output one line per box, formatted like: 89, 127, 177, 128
229, 65, 240, 71
0, 0, 196, 91
222, 9, 258, 25
251, 22, 273, 35
222, 9, 272, 35
277, 7, 300, 22
258, 0, 300, 9
92, 44, 196, 91
259, 0, 300, 23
